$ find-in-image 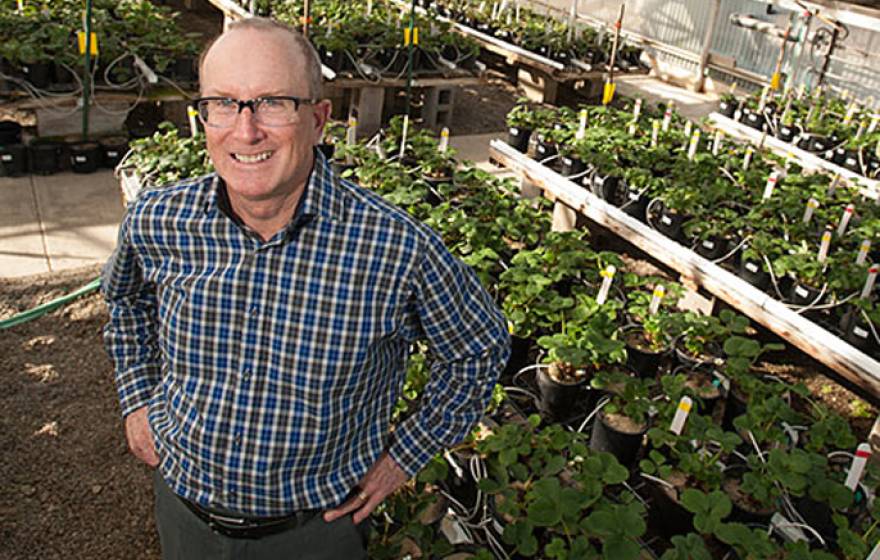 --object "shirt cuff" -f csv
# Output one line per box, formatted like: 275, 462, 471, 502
387, 419, 443, 478
117, 365, 160, 418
